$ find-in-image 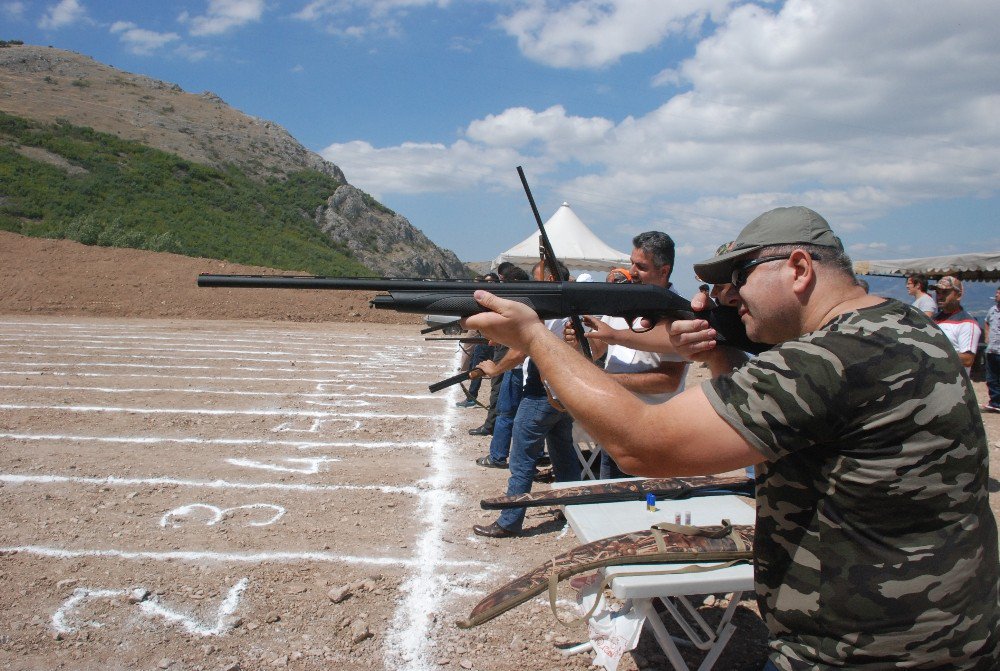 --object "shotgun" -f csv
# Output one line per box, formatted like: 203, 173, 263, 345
196, 274, 768, 354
